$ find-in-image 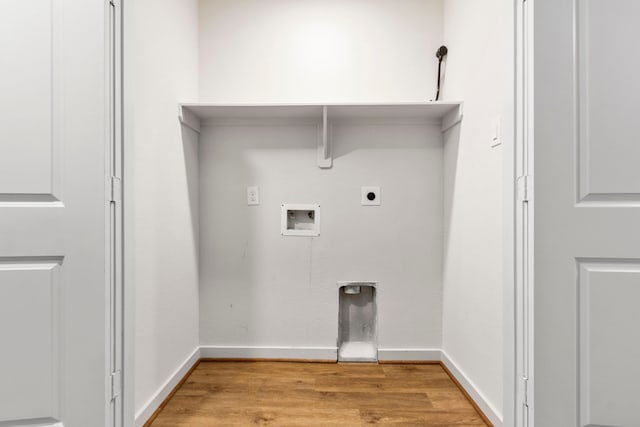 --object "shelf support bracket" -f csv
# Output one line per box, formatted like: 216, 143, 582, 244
178, 105, 201, 134
317, 106, 332, 168
441, 103, 463, 133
